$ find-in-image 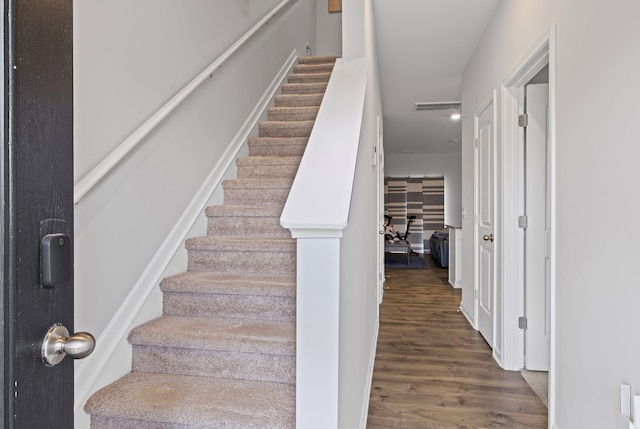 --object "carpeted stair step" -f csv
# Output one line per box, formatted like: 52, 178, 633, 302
267, 106, 319, 122
161, 272, 295, 320
186, 236, 296, 274
274, 93, 323, 108
293, 62, 335, 74
85, 372, 295, 429
206, 205, 290, 237
129, 316, 295, 382
297, 55, 337, 65
248, 137, 308, 157
236, 156, 302, 180
280, 82, 328, 95
259, 120, 314, 138
222, 178, 293, 206
287, 71, 332, 84
161, 271, 295, 321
